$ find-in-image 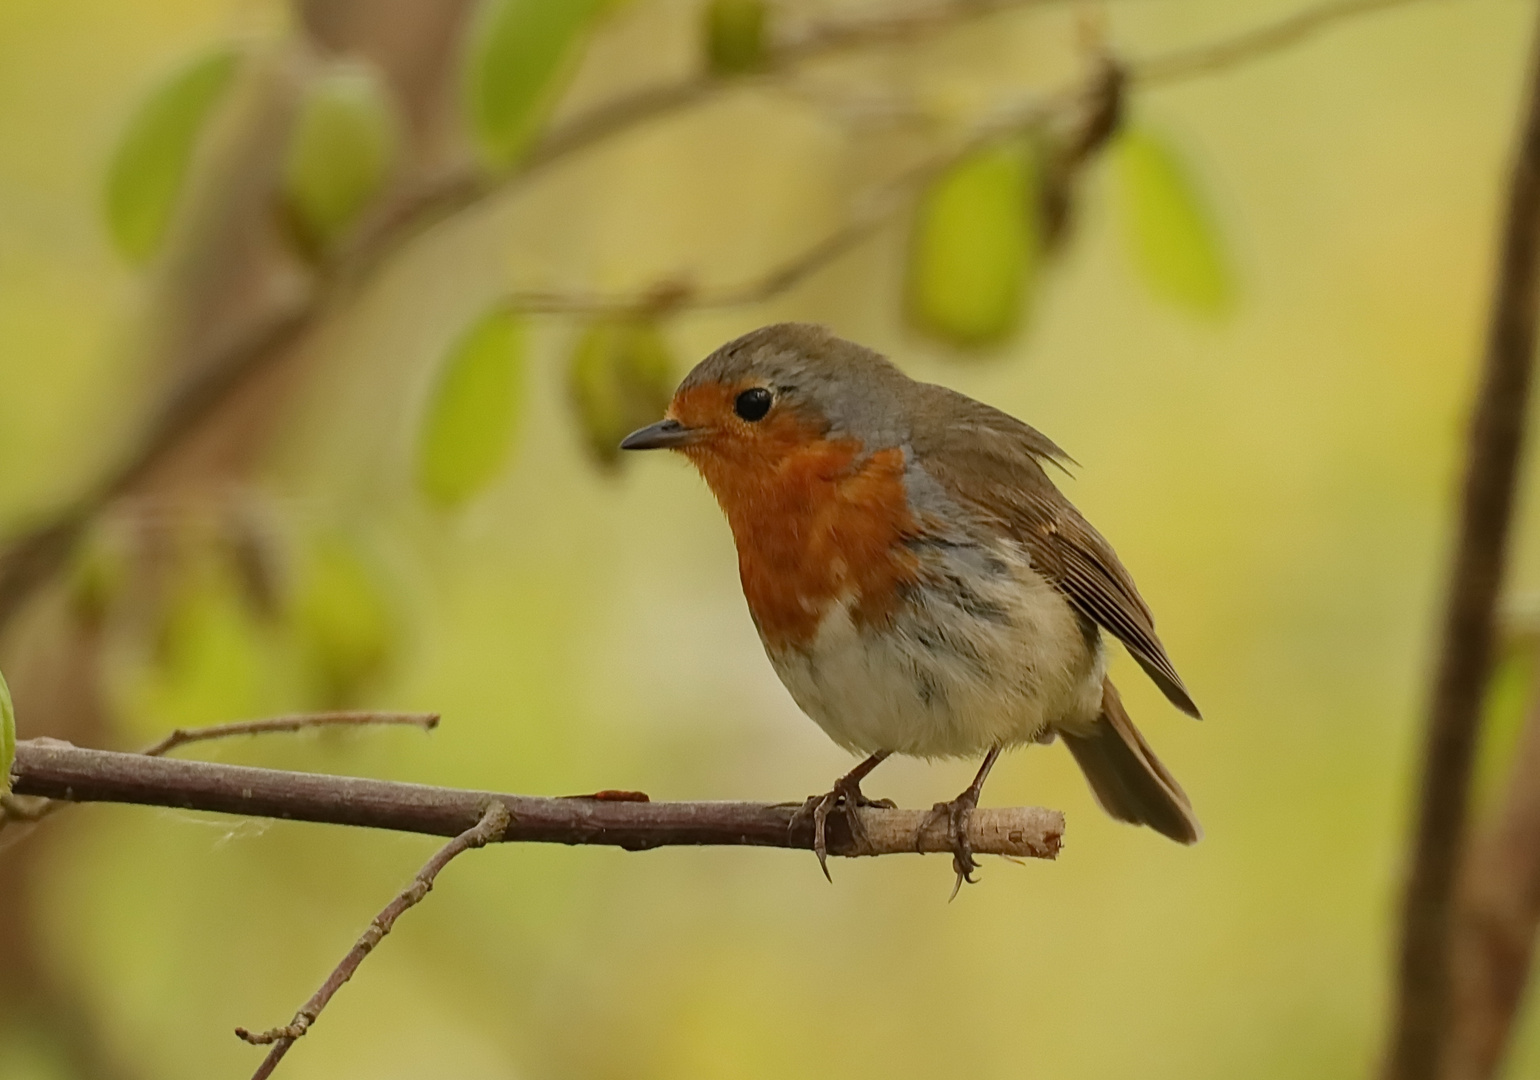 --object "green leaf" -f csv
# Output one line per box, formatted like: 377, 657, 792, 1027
465, 0, 609, 168
292, 535, 397, 707
282, 65, 397, 254
568, 317, 677, 468
1113, 125, 1233, 317
905, 141, 1040, 348
417, 308, 526, 506
0, 665, 14, 797
129, 558, 276, 735
67, 524, 131, 626
104, 47, 241, 263
1474, 635, 1539, 807
704, 0, 768, 76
